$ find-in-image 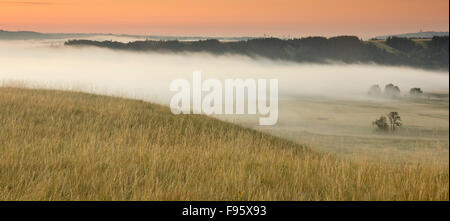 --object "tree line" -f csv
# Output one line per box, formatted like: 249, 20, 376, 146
65, 36, 449, 71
